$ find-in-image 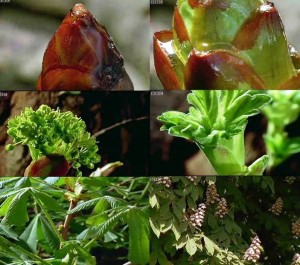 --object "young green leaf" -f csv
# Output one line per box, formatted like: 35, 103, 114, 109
32, 189, 64, 212
1, 189, 30, 227
127, 207, 150, 265
0, 234, 50, 265
185, 237, 197, 256
0, 223, 19, 241
86, 198, 110, 226
40, 215, 61, 250
19, 214, 40, 252
263, 91, 300, 168
159, 91, 271, 146
246, 155, 269, 176
67, 198, 101, 215
203, 236, 215, 256
79, 207, 130, 240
